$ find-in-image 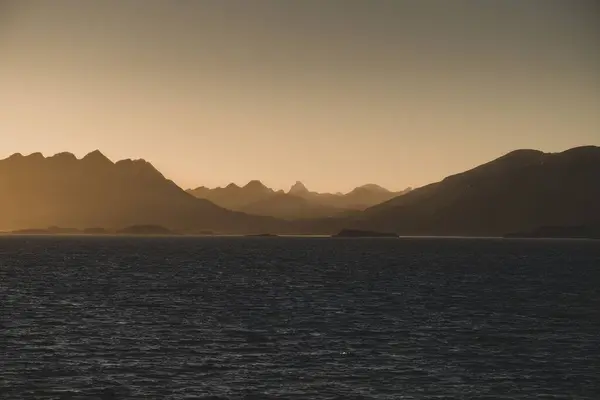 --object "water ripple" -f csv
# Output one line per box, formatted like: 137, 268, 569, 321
1, 236, 599, 399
